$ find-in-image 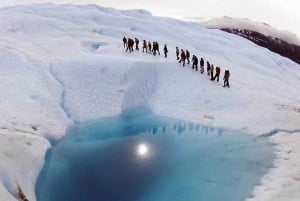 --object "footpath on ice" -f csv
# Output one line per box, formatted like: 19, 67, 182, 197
0, 3, 299, 201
